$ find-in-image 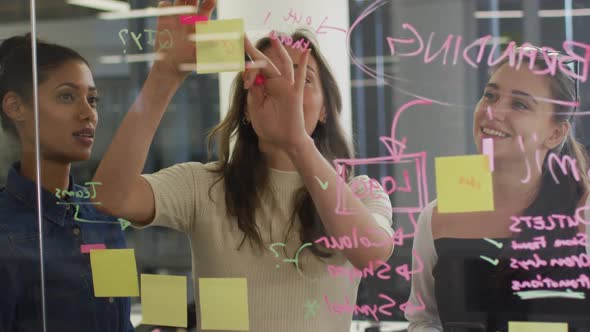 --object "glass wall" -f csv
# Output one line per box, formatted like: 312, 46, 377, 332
0, 0, 588, 331
0, 2, 48, 332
